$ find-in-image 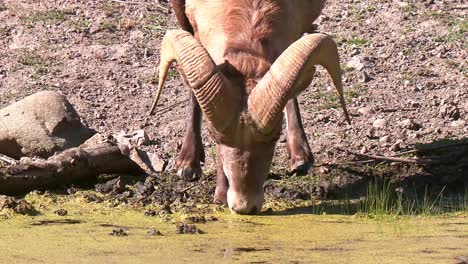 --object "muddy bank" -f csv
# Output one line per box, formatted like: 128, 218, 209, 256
0, 200, 466, 263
